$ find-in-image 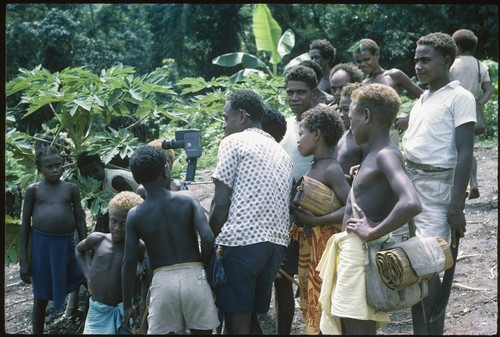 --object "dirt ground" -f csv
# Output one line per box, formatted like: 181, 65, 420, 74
3, 146, 497, 335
